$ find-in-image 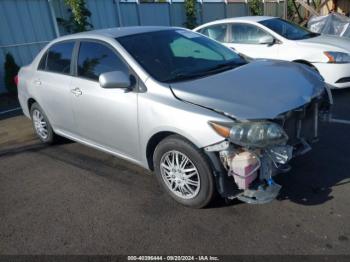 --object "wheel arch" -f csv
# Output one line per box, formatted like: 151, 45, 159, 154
146, 131, 177, 171
293, 59, 319, 73
27, 98, 37, 114
146, 130, 208, 171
